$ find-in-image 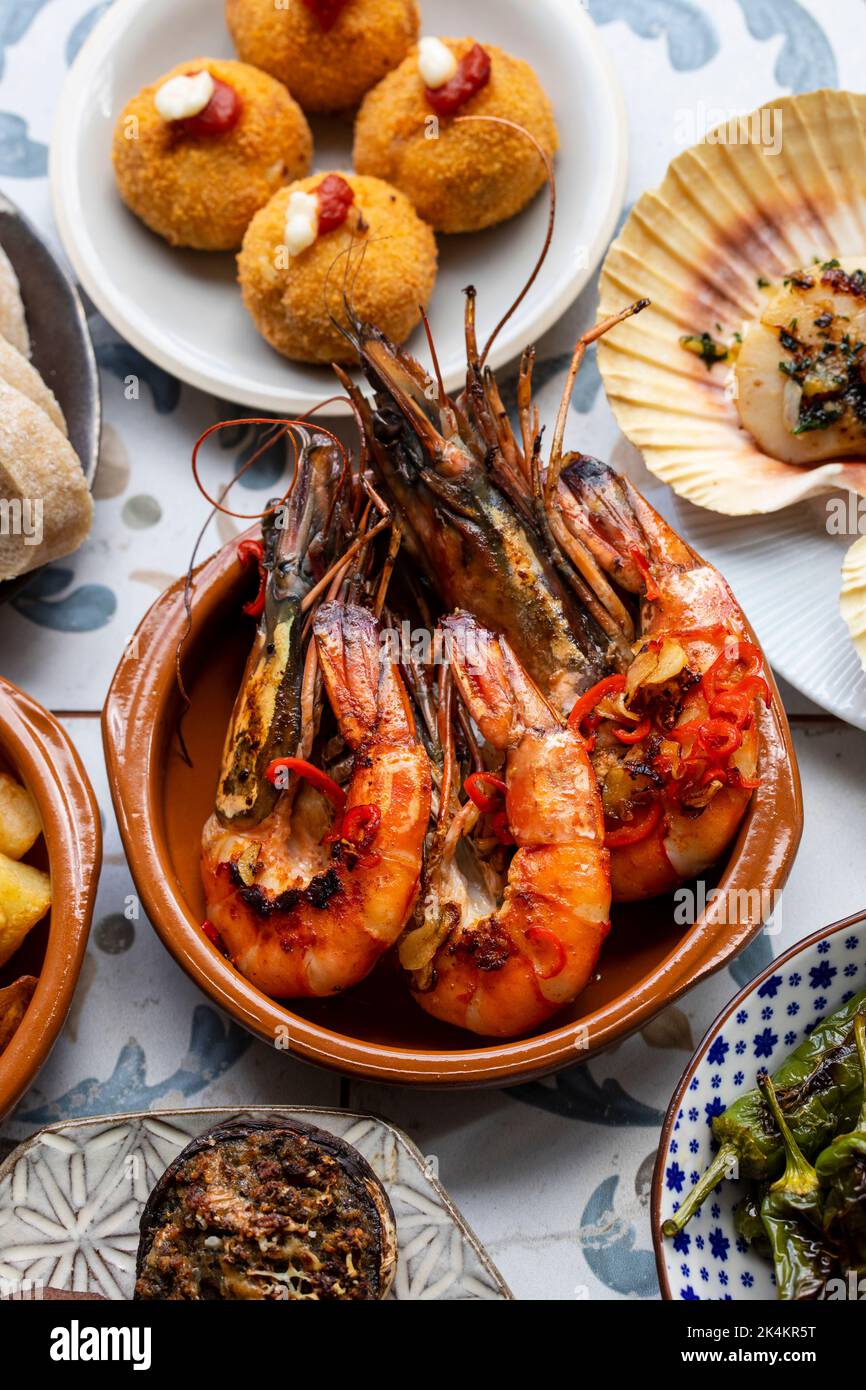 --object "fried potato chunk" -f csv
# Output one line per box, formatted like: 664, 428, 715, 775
0, 771, 42, 860
0, 853, 51, 968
